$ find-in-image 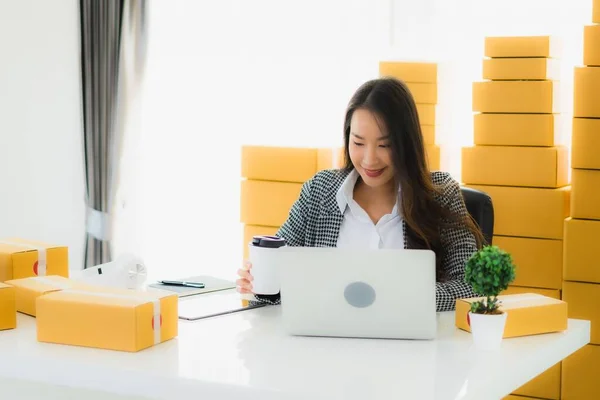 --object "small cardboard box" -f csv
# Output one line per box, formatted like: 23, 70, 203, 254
564, 218, 600, 284
473, 81, 559, 113
378, 61, 437, 83
405, 82, 437, 104
574, 66, 600, 118
242, 146, 319, 183
572, 118, 600, 170
483, 57, 560, 81
416, 104, 436, 125
563, 281, 600, 345
455, 293, 568, 338
240, 179, 302, 227
462, 145, 568, 188
466, 184, 570, 240
0, 283, 16, 330
562, 345, 600, 399
426, 145, 440, 171
36, 287, 178, 352
484, 36, 559, 58
4, 275, 83, 317
584, 25, 600, 66
473, 113, 557, 147
0, 238, 68, 282
571, 169, 600, 220
595, 0, 600, 23
421, 125, 436, 145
